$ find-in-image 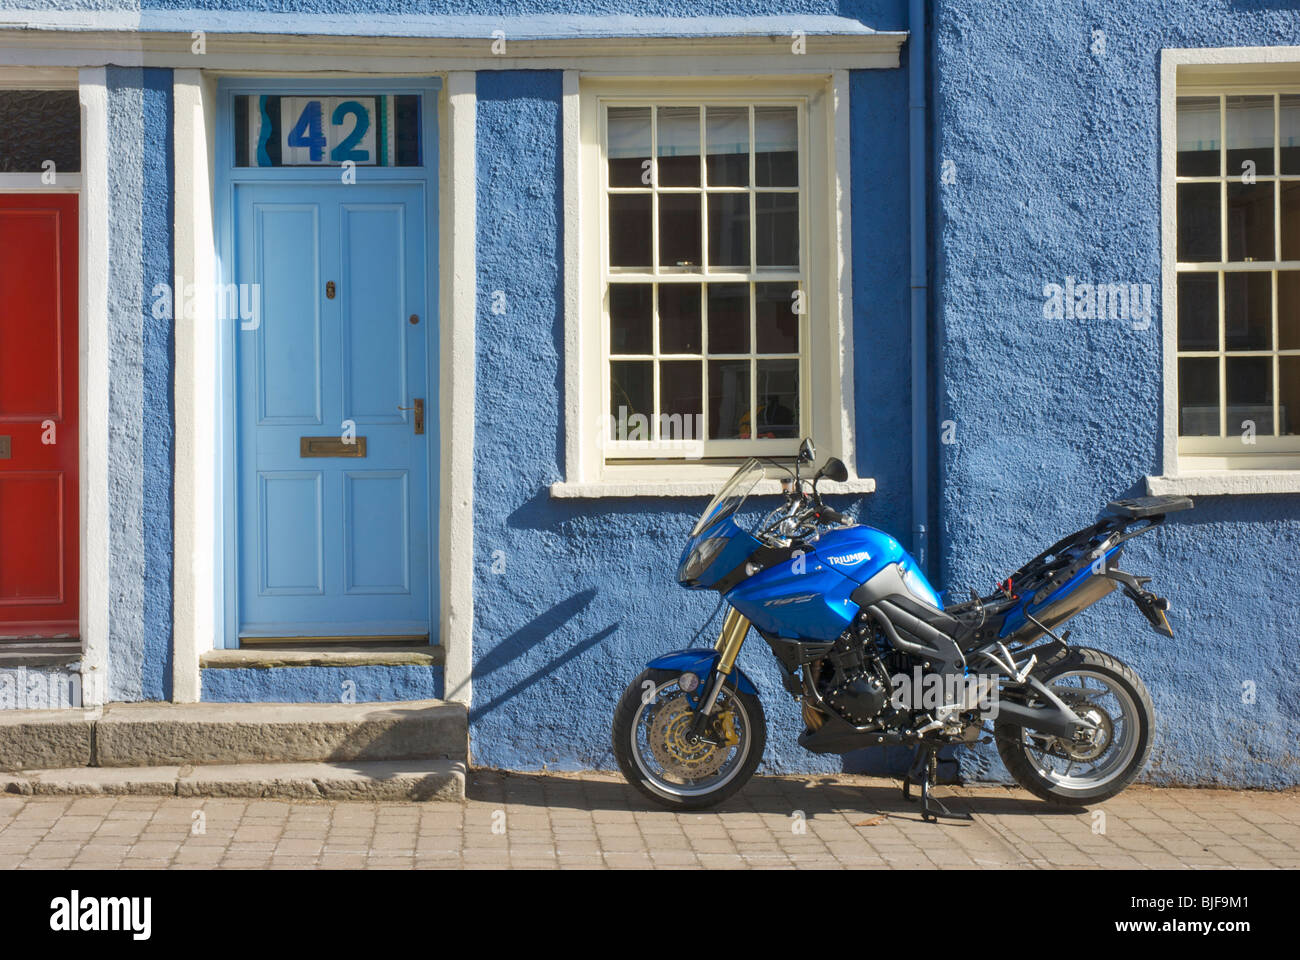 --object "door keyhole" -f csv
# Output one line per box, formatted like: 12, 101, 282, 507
326, 281, 336, 299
